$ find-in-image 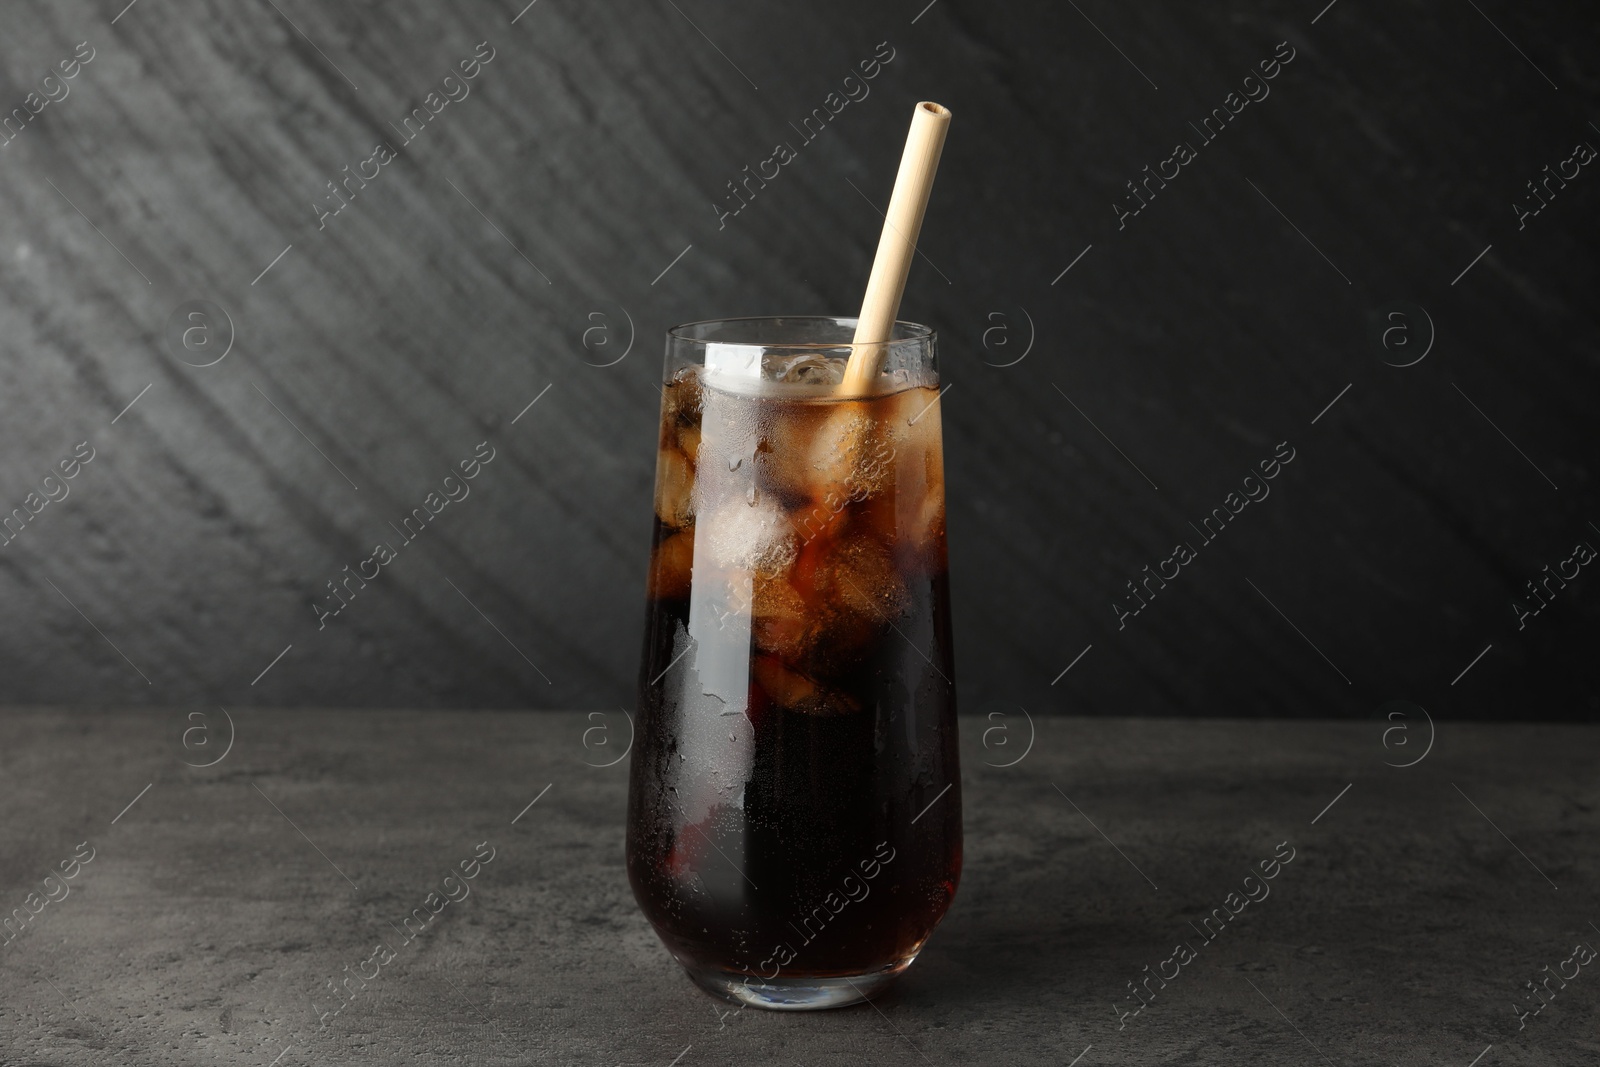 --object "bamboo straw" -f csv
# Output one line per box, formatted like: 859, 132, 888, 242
840, 101, 952, 396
